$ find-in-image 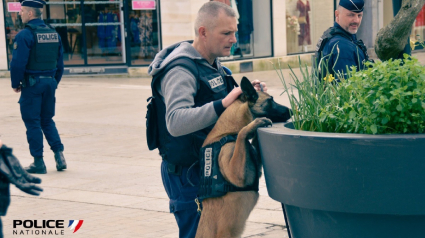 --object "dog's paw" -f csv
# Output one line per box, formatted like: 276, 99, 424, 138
253, 117, 272, 128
